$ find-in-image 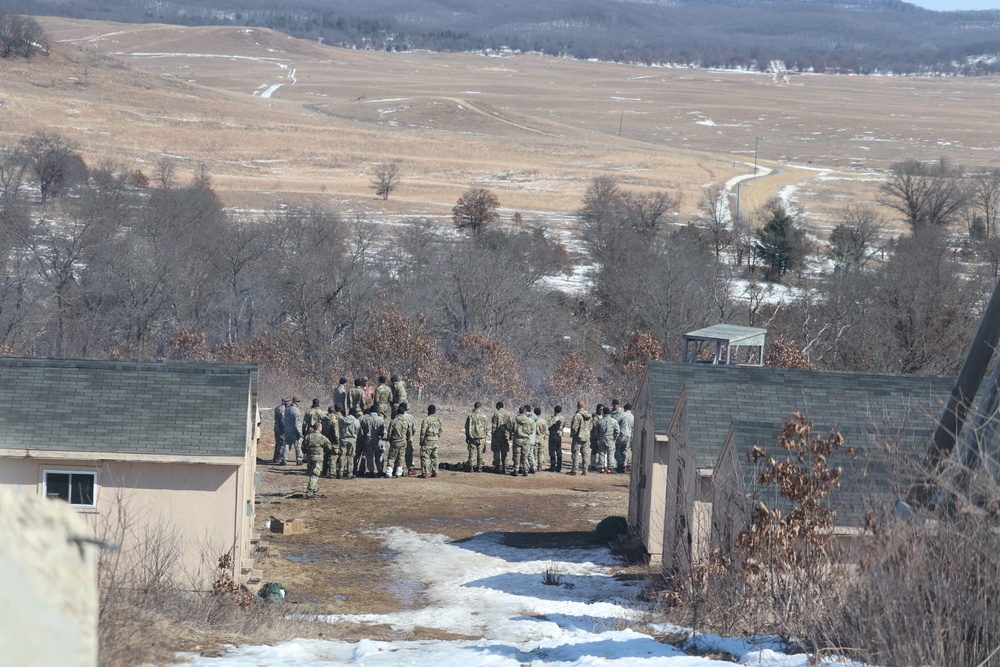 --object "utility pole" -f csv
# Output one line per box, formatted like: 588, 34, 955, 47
753, 137, 760, 175
618, 110, 624, 138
